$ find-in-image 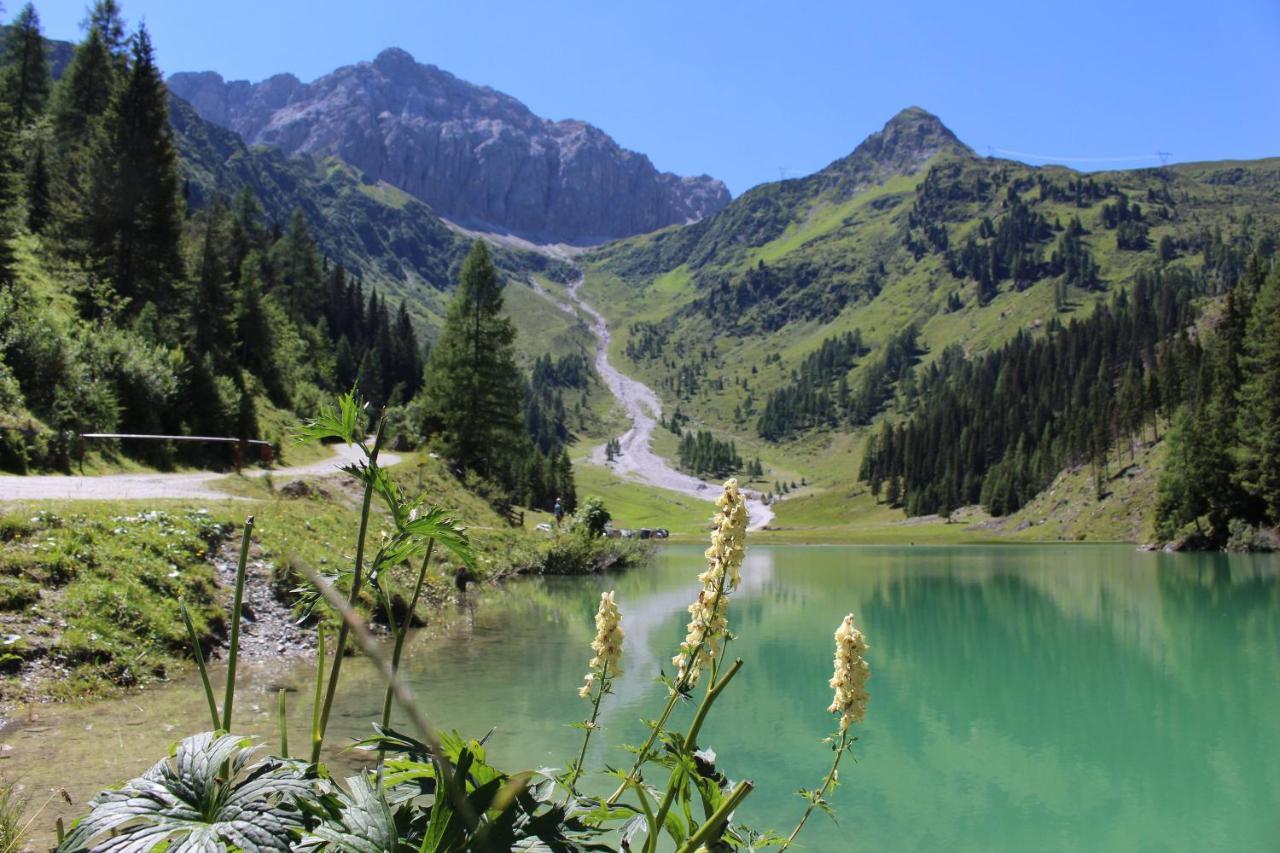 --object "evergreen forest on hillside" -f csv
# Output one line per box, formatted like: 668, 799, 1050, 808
0, 3, 576, 511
